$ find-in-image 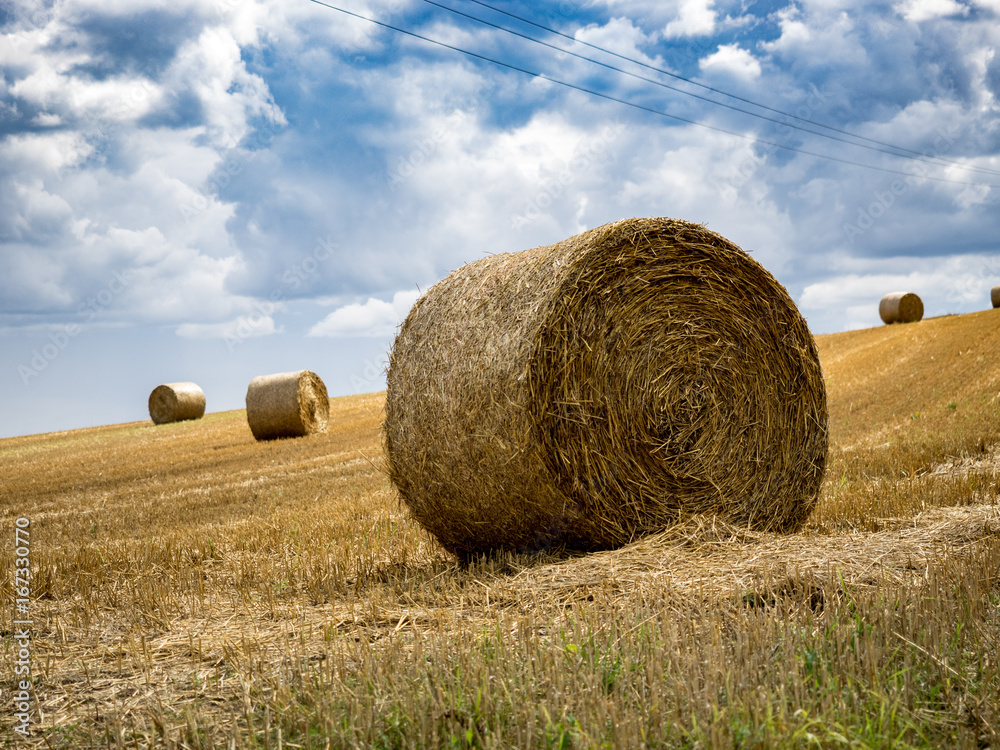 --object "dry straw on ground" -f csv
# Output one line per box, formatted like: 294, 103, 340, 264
506, 504, 999, 606
245, 370, 329, 441
148, 382, 206, 424
879, 291, 924, 324
384, 217, 829, 558
992, 285, 1000, 309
